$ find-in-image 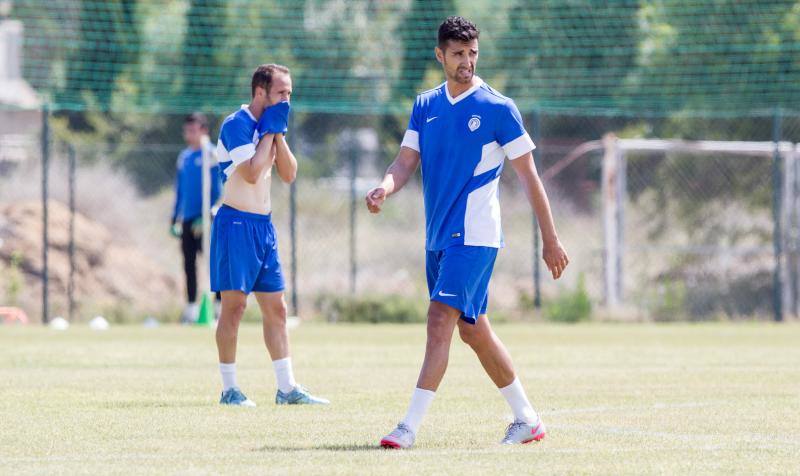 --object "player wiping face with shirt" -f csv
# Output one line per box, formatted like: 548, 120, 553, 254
211, 64, 328, 407
367, 16, 569, 448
